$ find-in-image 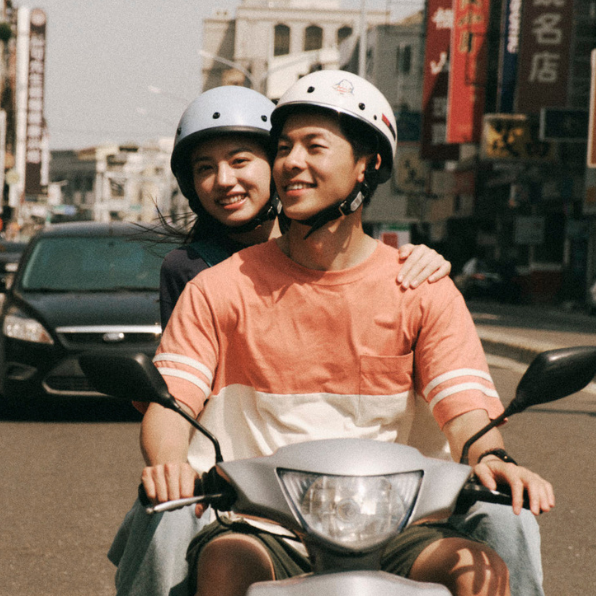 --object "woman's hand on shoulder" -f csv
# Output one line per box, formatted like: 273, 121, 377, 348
397, 243, 451, 289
